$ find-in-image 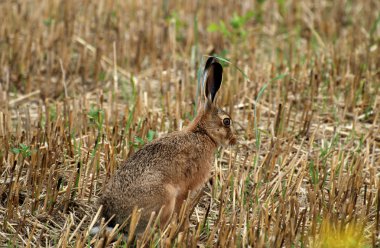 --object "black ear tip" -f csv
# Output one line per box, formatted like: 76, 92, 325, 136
209, 59, 223, 79
212, 61, 223, 73
204, 56, 221, 70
